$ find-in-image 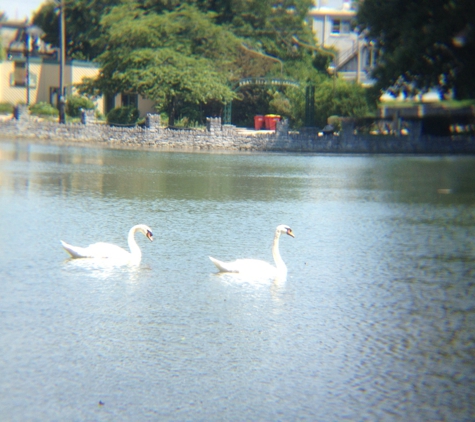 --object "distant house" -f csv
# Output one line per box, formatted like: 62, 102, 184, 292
0, 20, 155, 117
307, 0, 376, 85
0, 57, 106, 110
